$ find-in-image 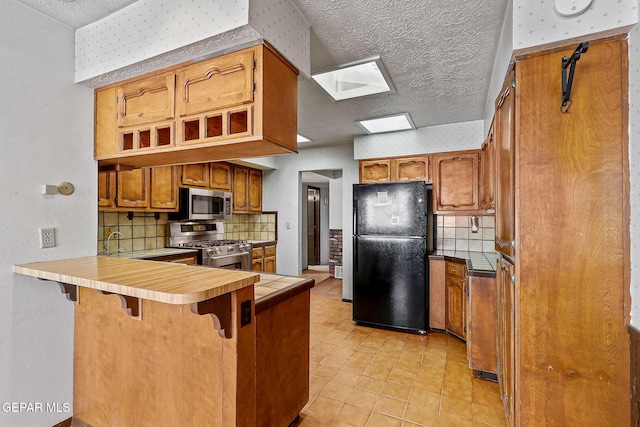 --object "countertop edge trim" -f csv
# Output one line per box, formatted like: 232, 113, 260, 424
255, 278, 315, 314
13, 261, 259, 305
